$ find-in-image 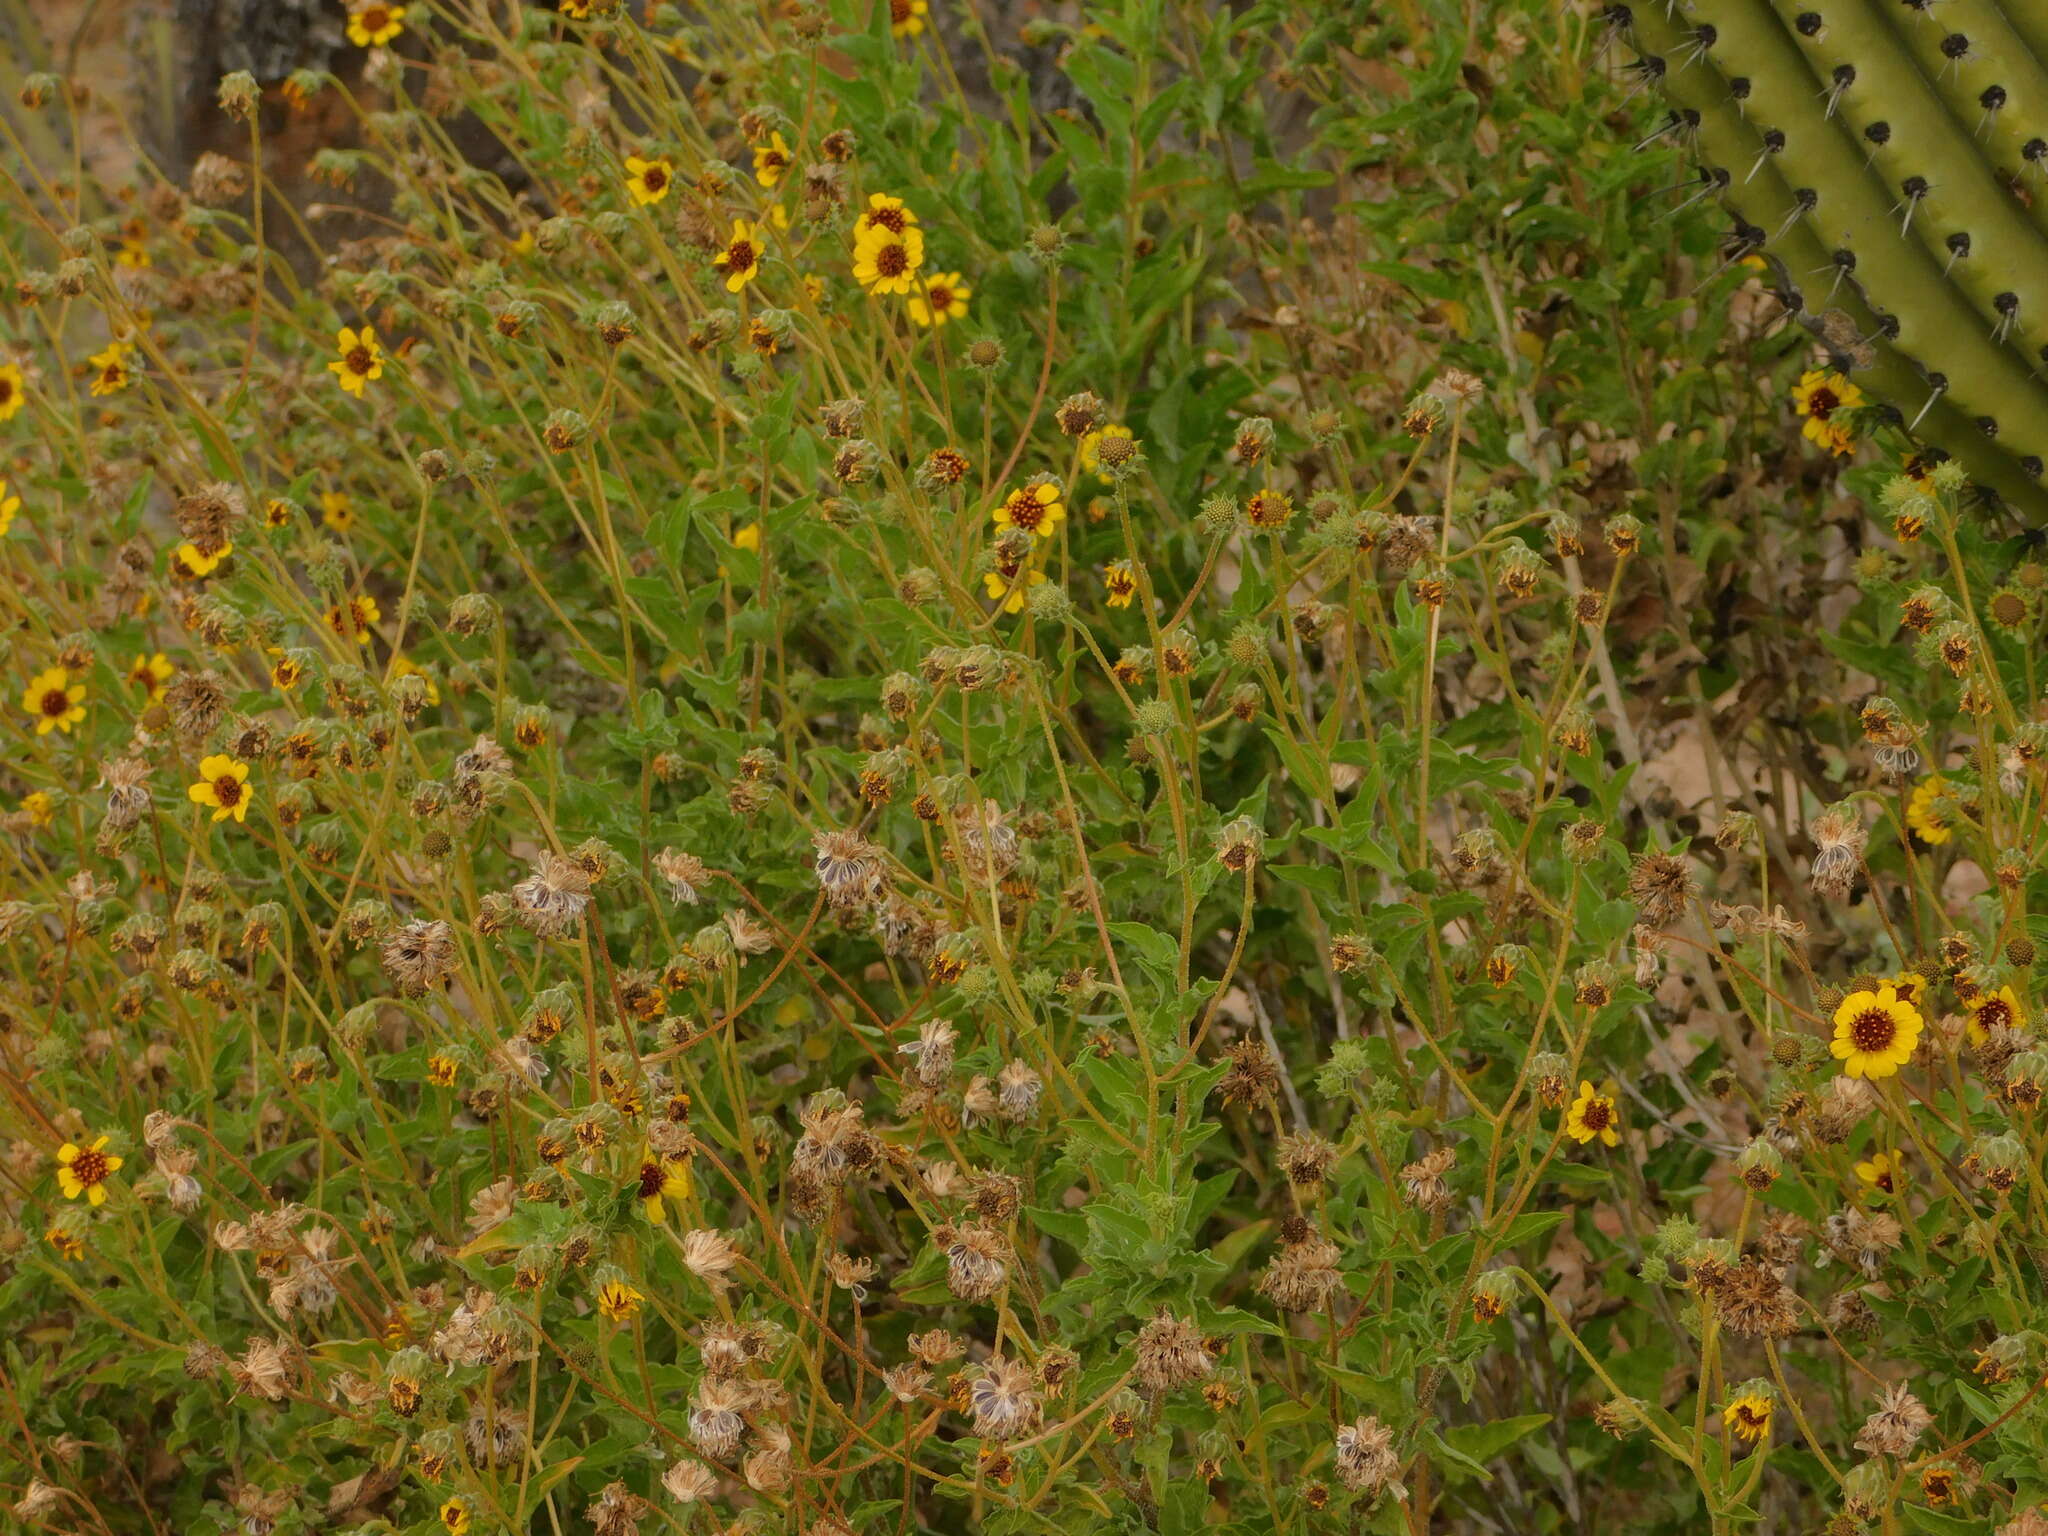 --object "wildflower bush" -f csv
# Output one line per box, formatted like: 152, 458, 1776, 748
4, 2, 2048, 1534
